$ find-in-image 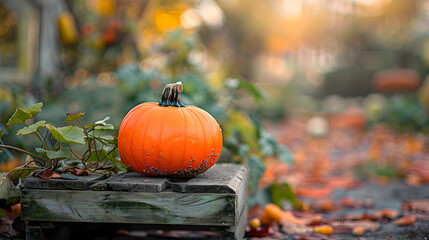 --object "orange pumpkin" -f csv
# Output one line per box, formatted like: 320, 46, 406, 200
373, 69, 420, 93
118, 81, 222, 177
